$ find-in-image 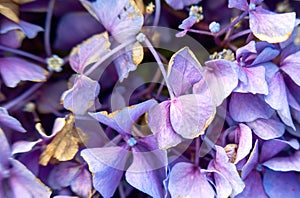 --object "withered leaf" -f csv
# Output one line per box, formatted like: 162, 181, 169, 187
12, 0, 36, 4
0, 0, 19, 23
39, 114, 89, 166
